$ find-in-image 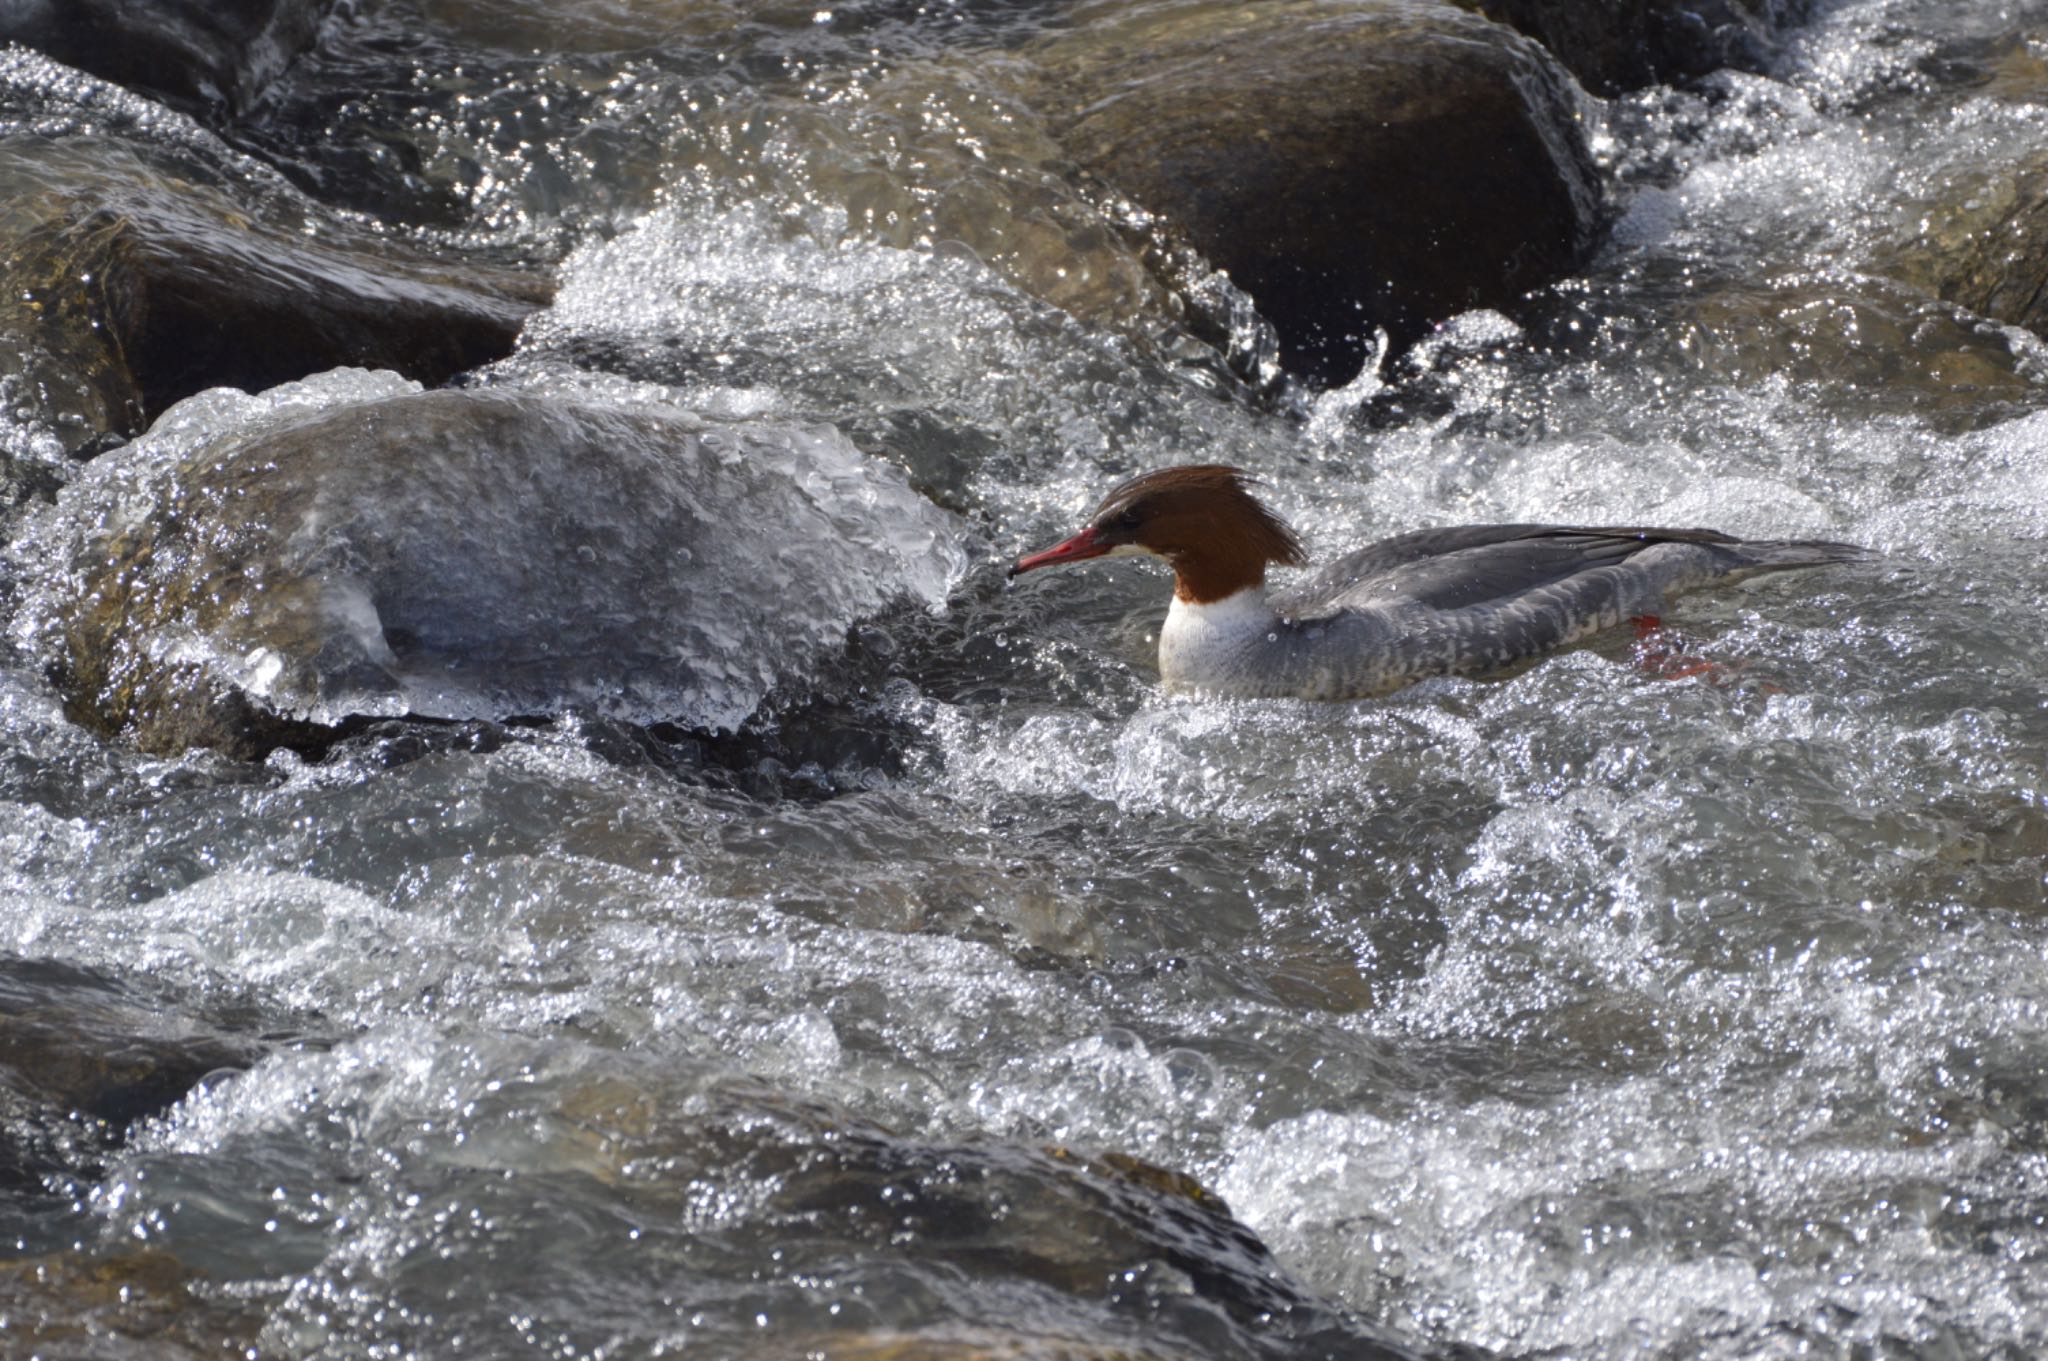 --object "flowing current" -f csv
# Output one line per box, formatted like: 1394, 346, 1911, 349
2, 1, 2046, 1358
